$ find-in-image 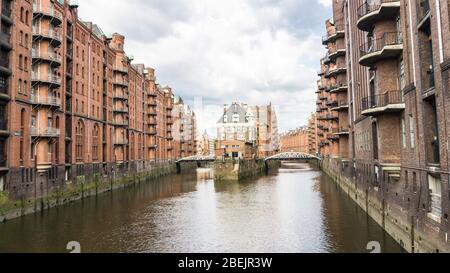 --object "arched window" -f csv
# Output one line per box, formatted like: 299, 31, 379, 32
92, 124, 99, 161
17, 79, 22, 94
20, 109, 26, 128
76, 120, 85, 161
20, 7, 24, 22
24, 57, 28, 71
24, 34, 28, 48
25, 10, 29, 25
23, 80, 27, 95
19, 54, 23, 70
130, 132, 135, 160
